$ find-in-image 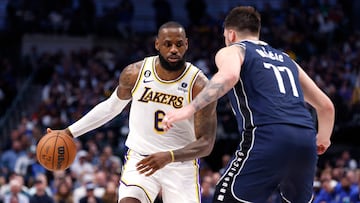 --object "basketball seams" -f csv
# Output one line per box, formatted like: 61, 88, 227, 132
51, 132, 60, 170
37, 134, 57, 171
